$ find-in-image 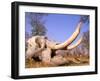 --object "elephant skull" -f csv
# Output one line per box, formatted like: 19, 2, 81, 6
26, 21, 83, 65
